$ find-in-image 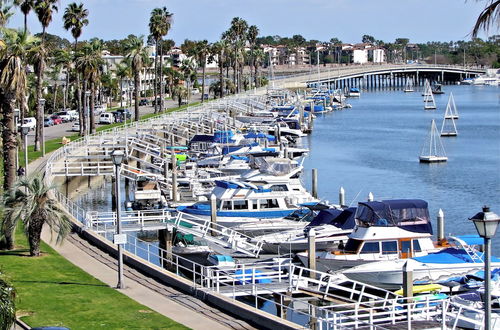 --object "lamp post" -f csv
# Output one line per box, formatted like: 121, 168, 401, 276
21, 125, 30, 177
111, 149, 125, 289
469, 206, 500, 330
39, 98, 46, 156
85, 91, 91, 135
